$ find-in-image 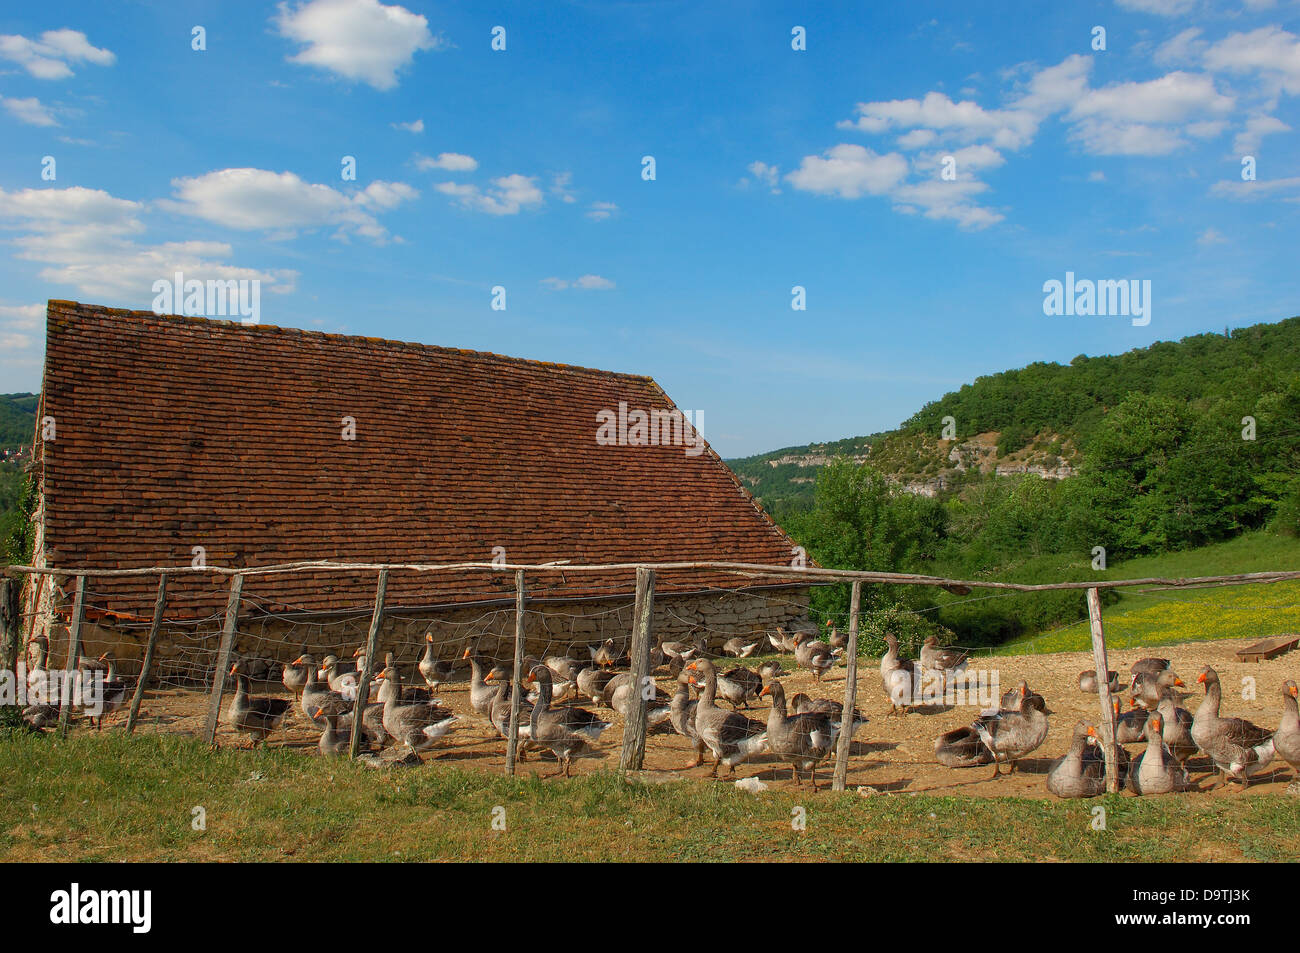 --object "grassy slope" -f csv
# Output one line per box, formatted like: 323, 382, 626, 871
995, 531, 1300, 655
1, 733, 1295, 862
